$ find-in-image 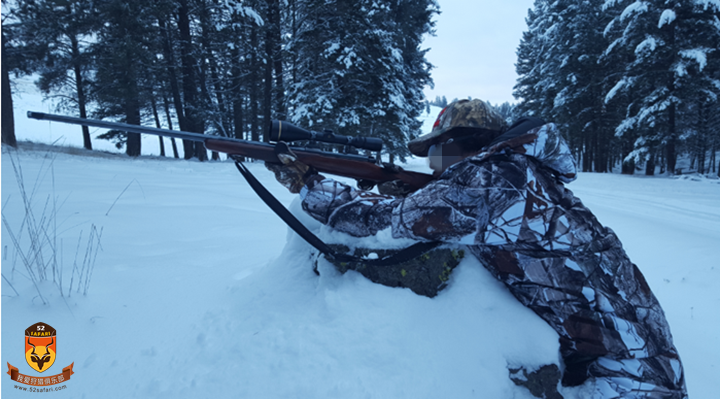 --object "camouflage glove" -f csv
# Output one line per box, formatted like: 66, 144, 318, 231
377, 179, 414, 197
265, 142, 318, 194
376, 163, 414, 197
